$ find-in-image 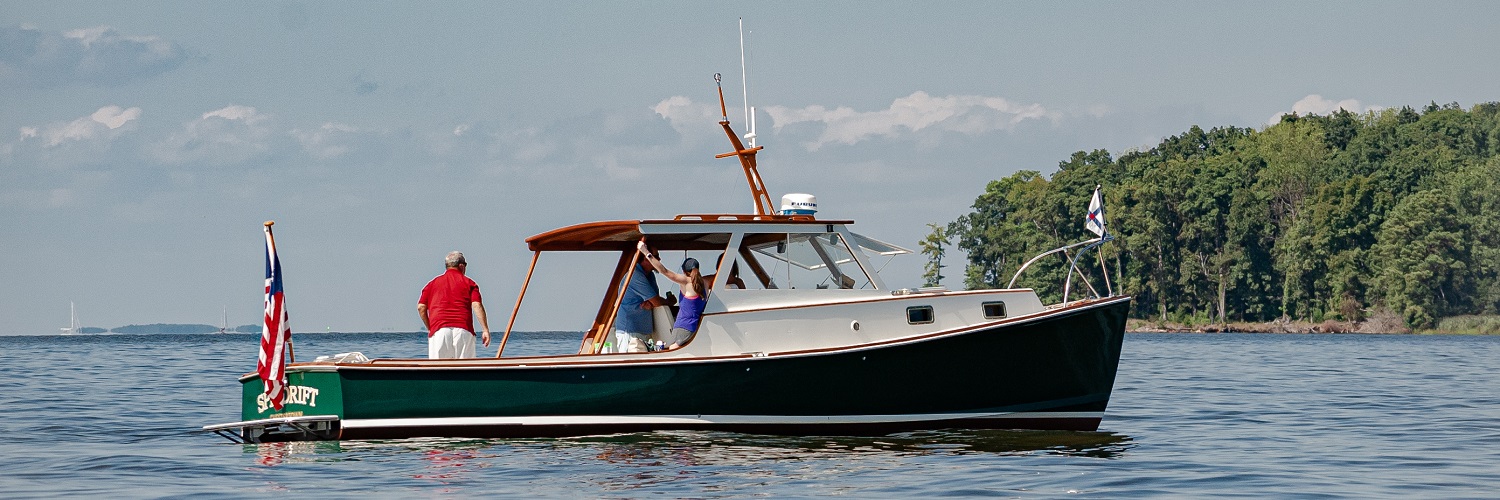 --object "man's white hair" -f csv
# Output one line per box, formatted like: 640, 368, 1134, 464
445, 251, 466, 268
